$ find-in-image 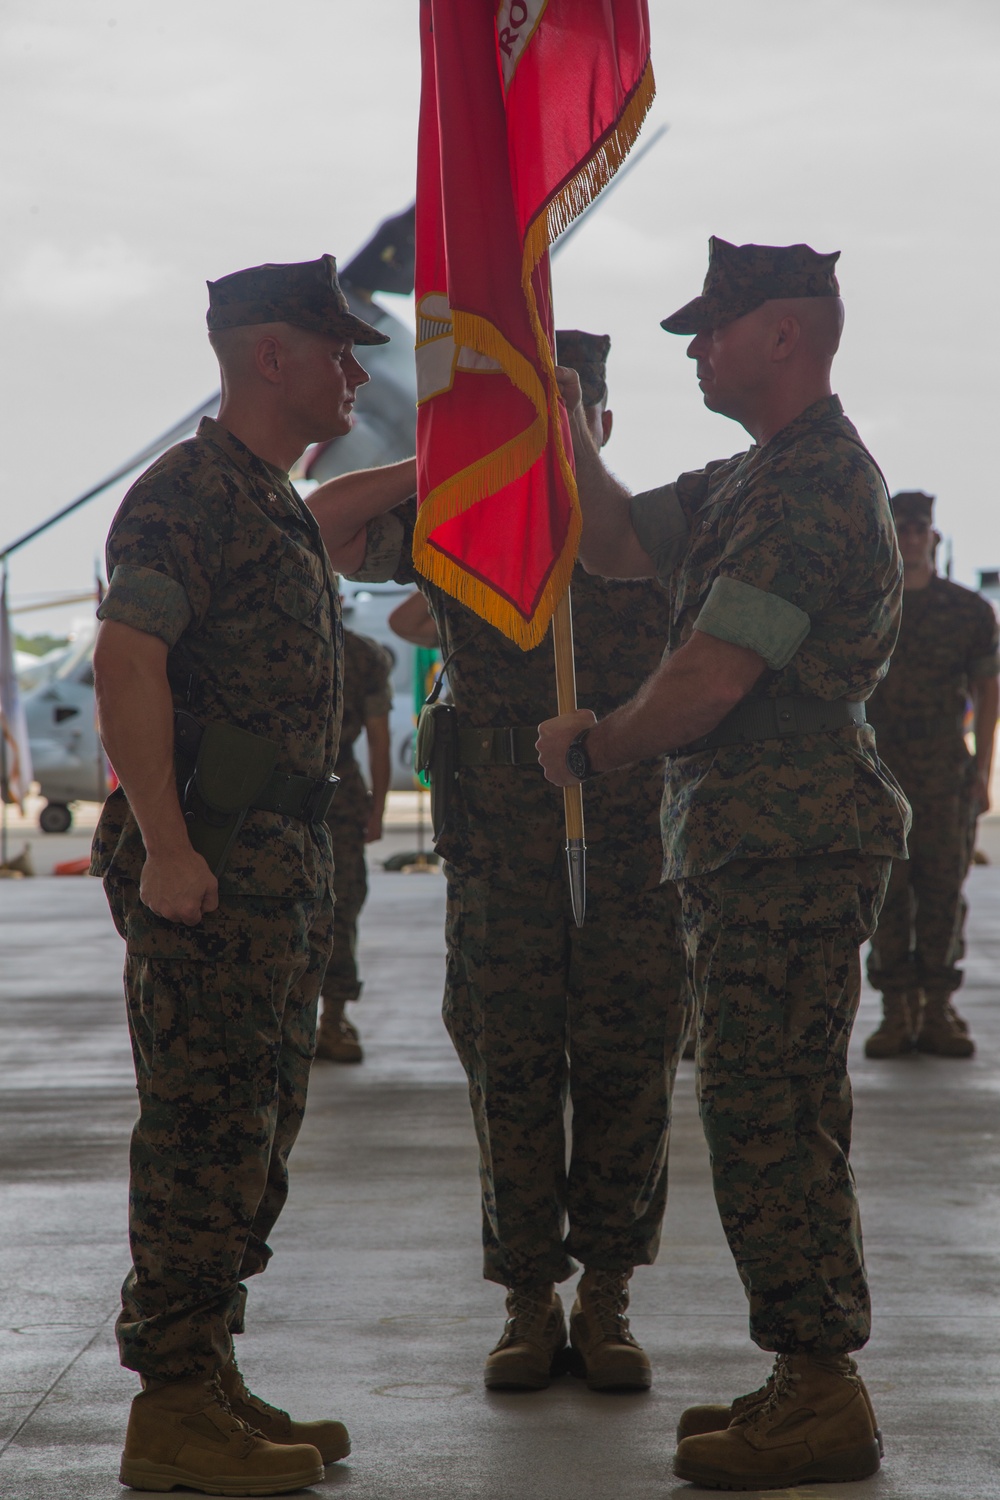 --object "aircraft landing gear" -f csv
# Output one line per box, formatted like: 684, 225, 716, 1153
39, 802, 73, 834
